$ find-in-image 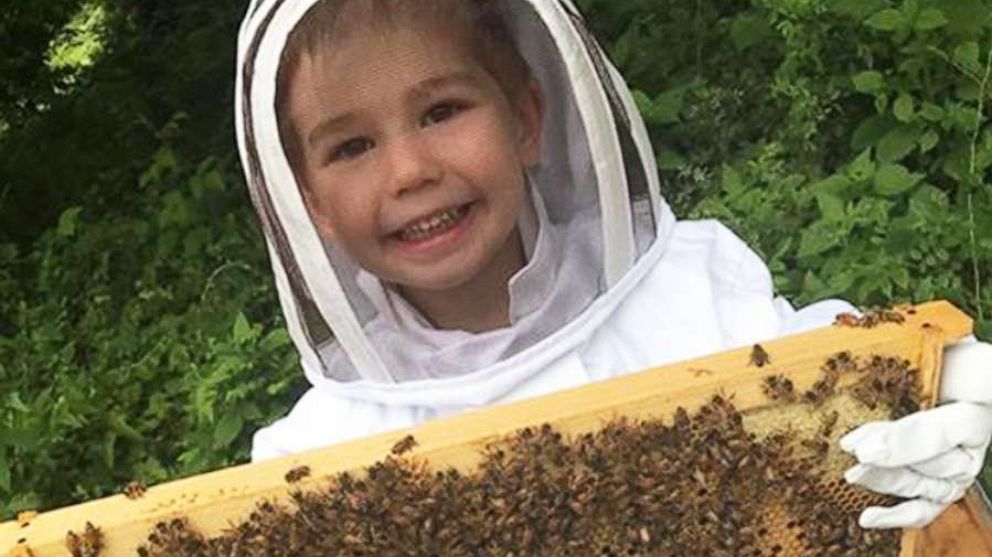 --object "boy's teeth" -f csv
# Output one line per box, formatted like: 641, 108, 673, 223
399, 206, 466, 241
